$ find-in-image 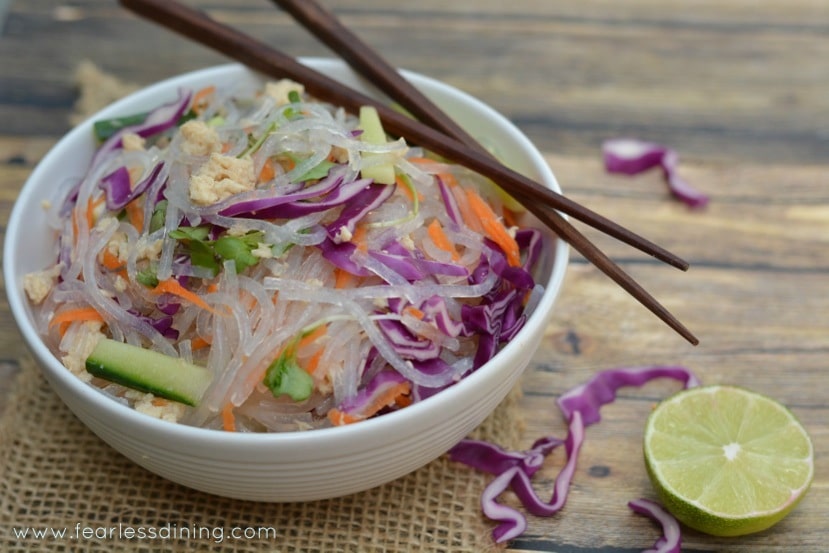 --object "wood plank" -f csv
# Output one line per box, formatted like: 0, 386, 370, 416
1, 0, 827, 163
